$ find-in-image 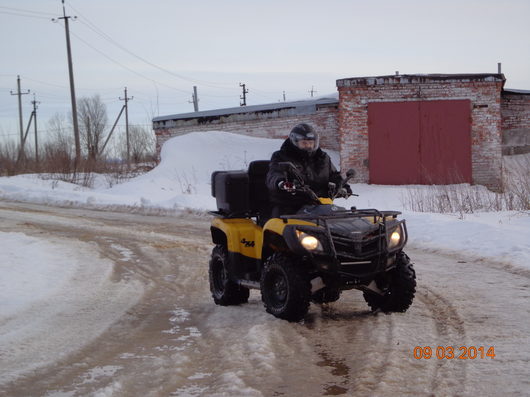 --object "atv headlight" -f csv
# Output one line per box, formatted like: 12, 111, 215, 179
388, 226, 403, 249
296, 231, 323, 252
